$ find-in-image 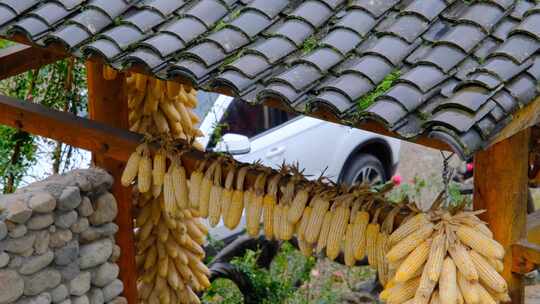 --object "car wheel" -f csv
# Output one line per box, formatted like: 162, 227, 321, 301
341, 153, 387, 186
